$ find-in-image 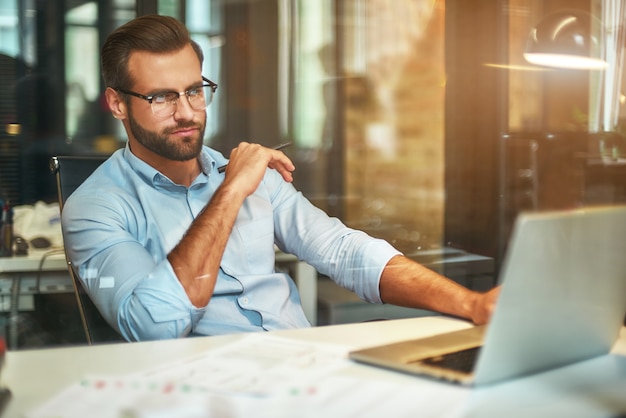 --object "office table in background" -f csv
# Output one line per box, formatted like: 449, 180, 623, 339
2, 316, 626, 417
0, 250, 70, 349
0, 249, 70, 308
